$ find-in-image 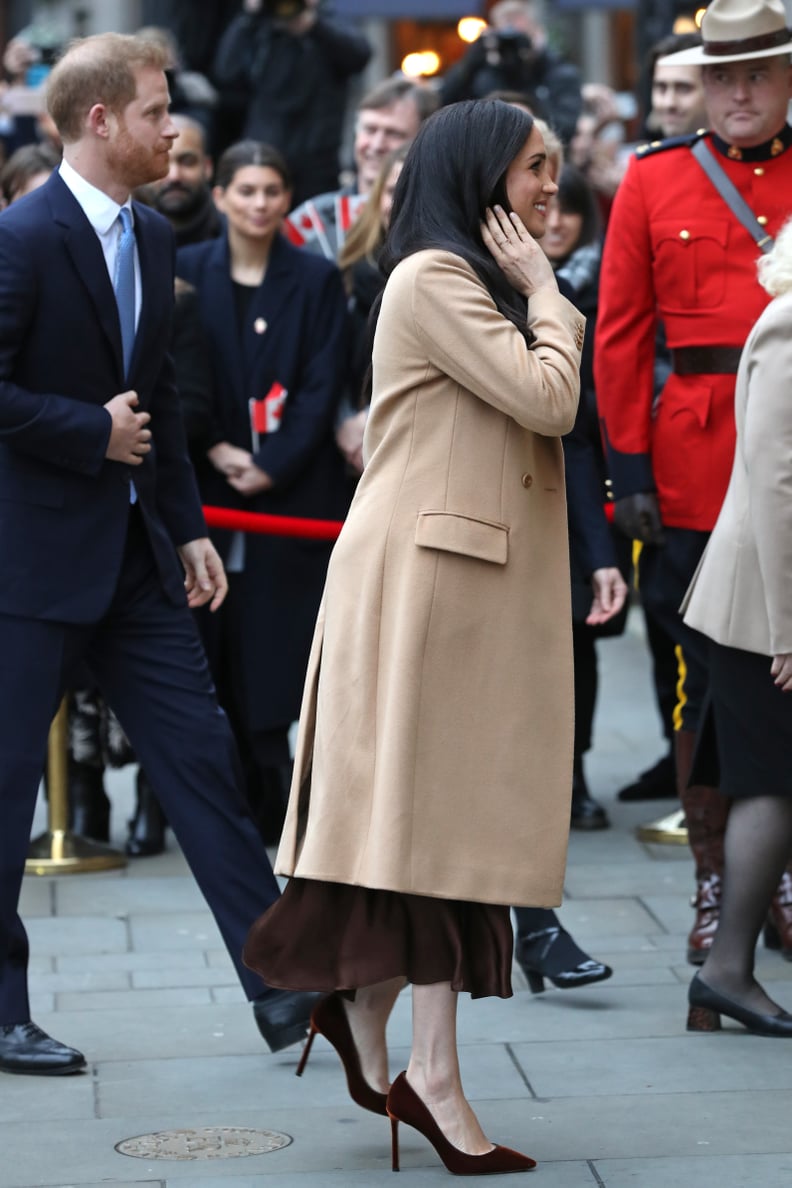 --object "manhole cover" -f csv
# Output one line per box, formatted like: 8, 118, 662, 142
115, 1127, 292, 1161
